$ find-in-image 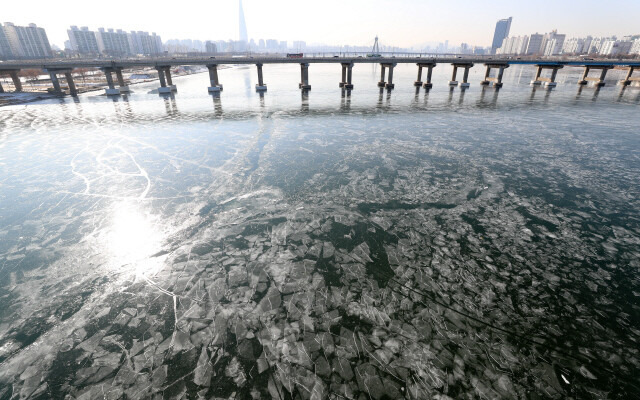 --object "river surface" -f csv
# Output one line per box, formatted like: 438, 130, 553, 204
0, 64, 639, 399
